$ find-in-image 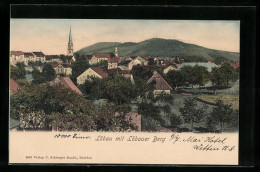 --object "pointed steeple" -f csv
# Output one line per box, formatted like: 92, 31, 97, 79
68, 26, 72, 44
67, 26, 74, 56
115, 47, 118, 58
